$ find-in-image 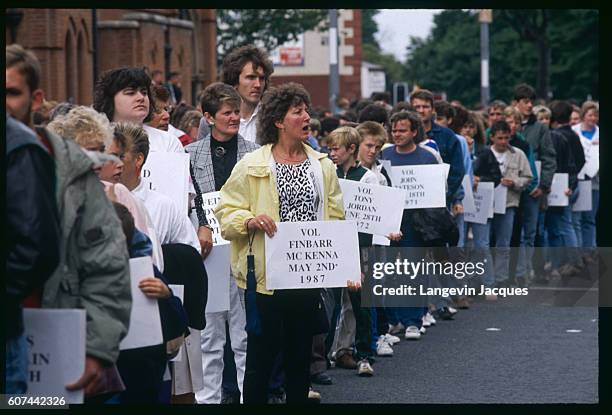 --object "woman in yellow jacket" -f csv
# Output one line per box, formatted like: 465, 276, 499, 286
215, 83, 344, 403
